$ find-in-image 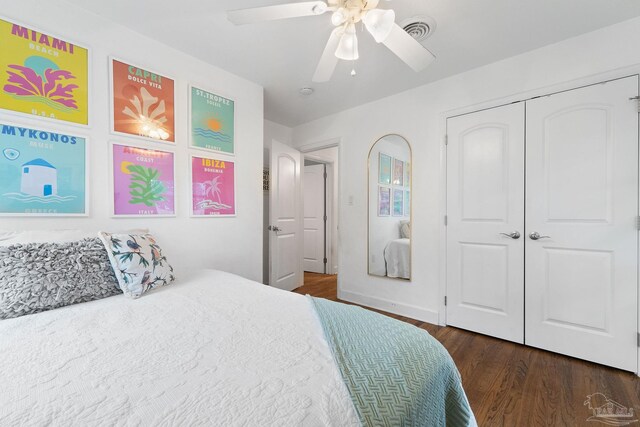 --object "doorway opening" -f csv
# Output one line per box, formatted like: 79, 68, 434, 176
303, 146, 339, 284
